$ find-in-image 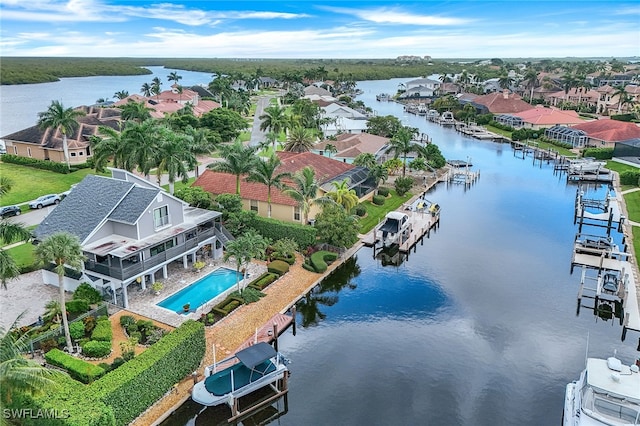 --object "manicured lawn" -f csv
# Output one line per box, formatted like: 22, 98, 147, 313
0, 162, 107, 206
358, 190, 412, 234
607, 161, 639, 192
624, 190, 640, 223
161, 177, 195, 193
5, 242, 35, 269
